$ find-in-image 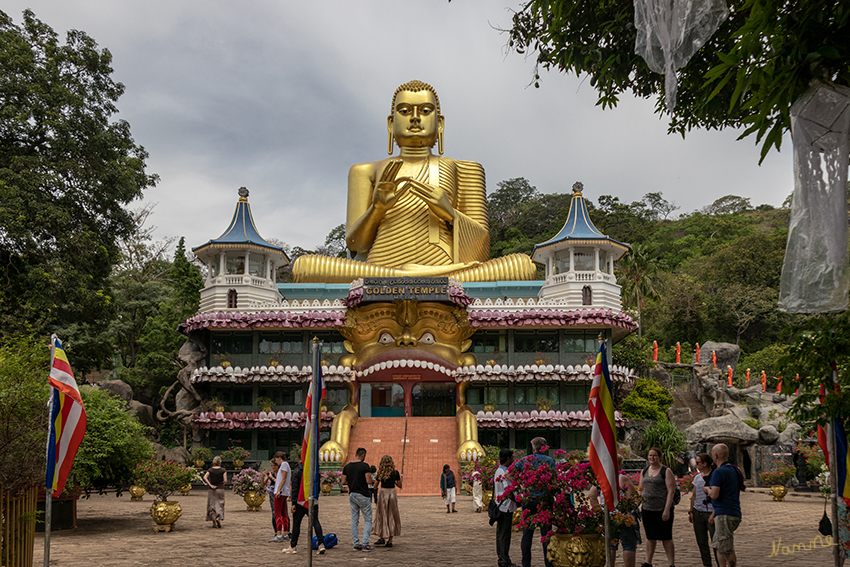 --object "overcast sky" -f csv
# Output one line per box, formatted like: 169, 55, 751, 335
6, 1, 794, 253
